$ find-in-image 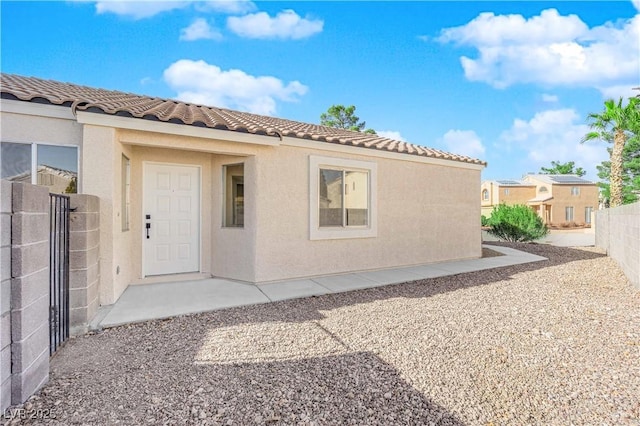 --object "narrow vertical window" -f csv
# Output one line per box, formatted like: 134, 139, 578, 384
223, 164, 244, 227
585, 206, 593, 224
571, 187, 580, 196
122, 155, 130, 231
